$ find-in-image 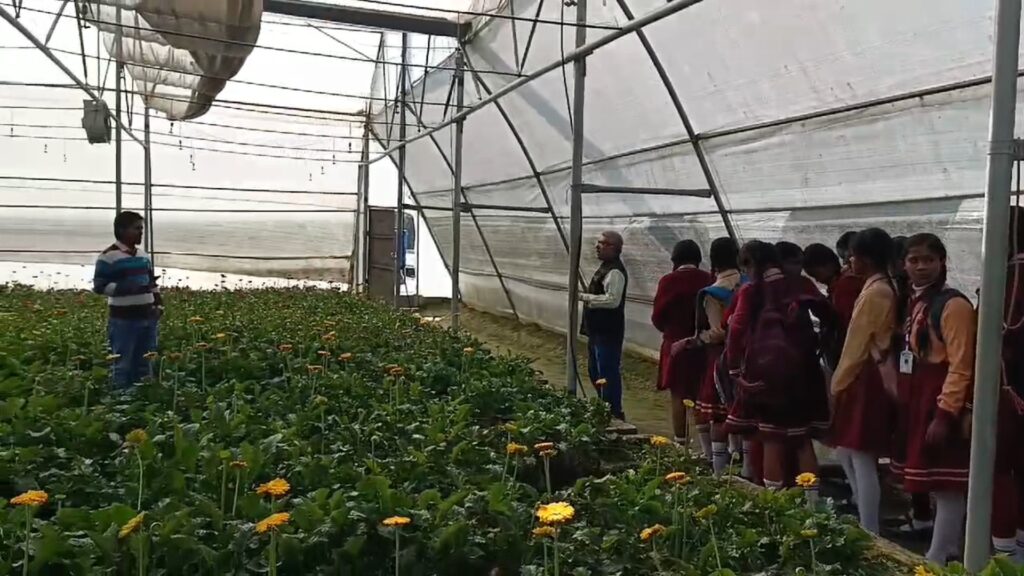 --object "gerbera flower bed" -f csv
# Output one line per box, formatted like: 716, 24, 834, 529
0, 284, 899, 575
